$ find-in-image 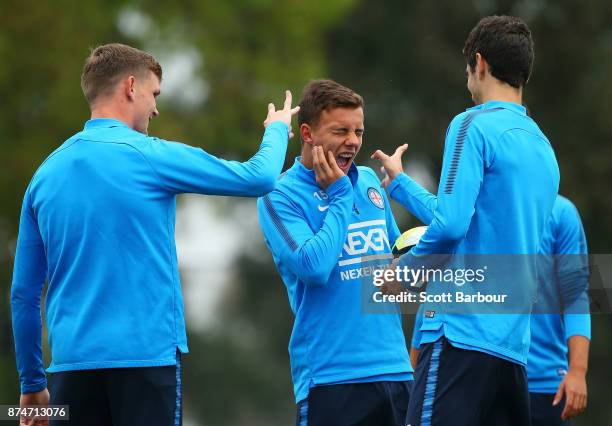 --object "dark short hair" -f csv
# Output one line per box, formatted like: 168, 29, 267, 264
81, 43, 162, 105
463, 15, 534, 88
298, 79, 363, 128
